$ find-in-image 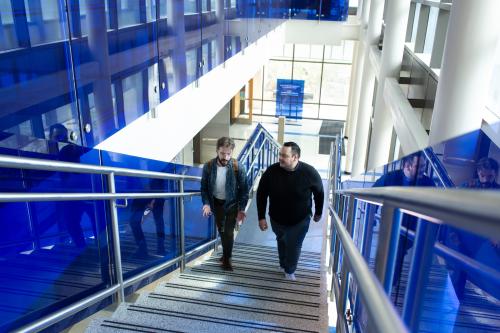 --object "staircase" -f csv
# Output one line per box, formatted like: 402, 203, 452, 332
86, 242, 328, 333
